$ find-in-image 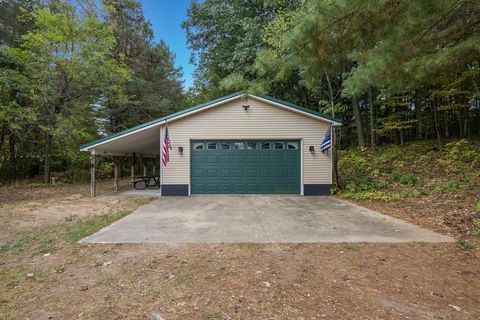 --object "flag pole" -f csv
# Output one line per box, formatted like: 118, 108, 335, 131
332, 125, 338, 190
159, 124, 163, 196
